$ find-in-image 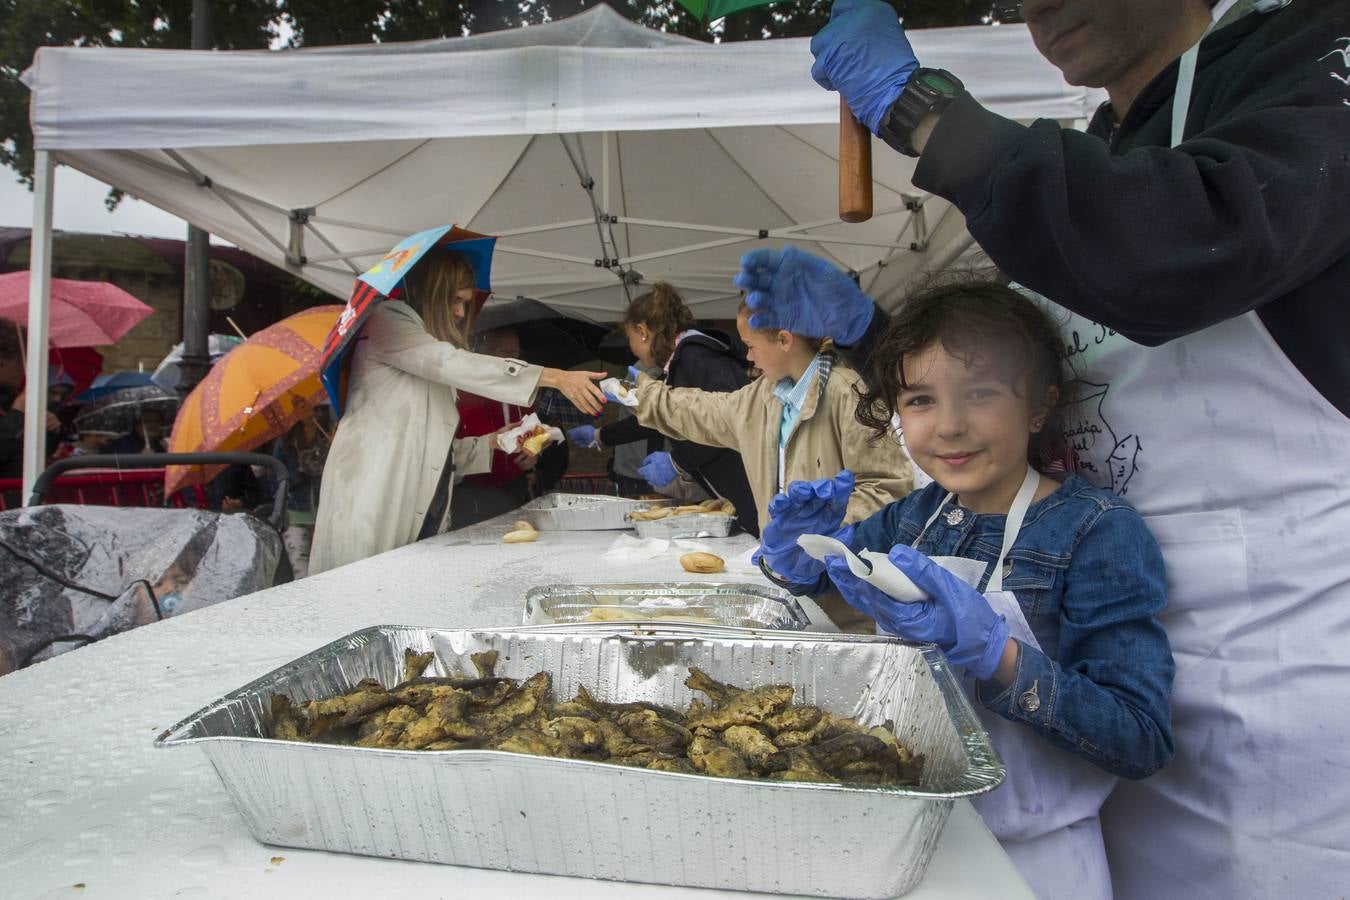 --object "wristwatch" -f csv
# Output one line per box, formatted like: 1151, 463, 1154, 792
877, 68, 966, 158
